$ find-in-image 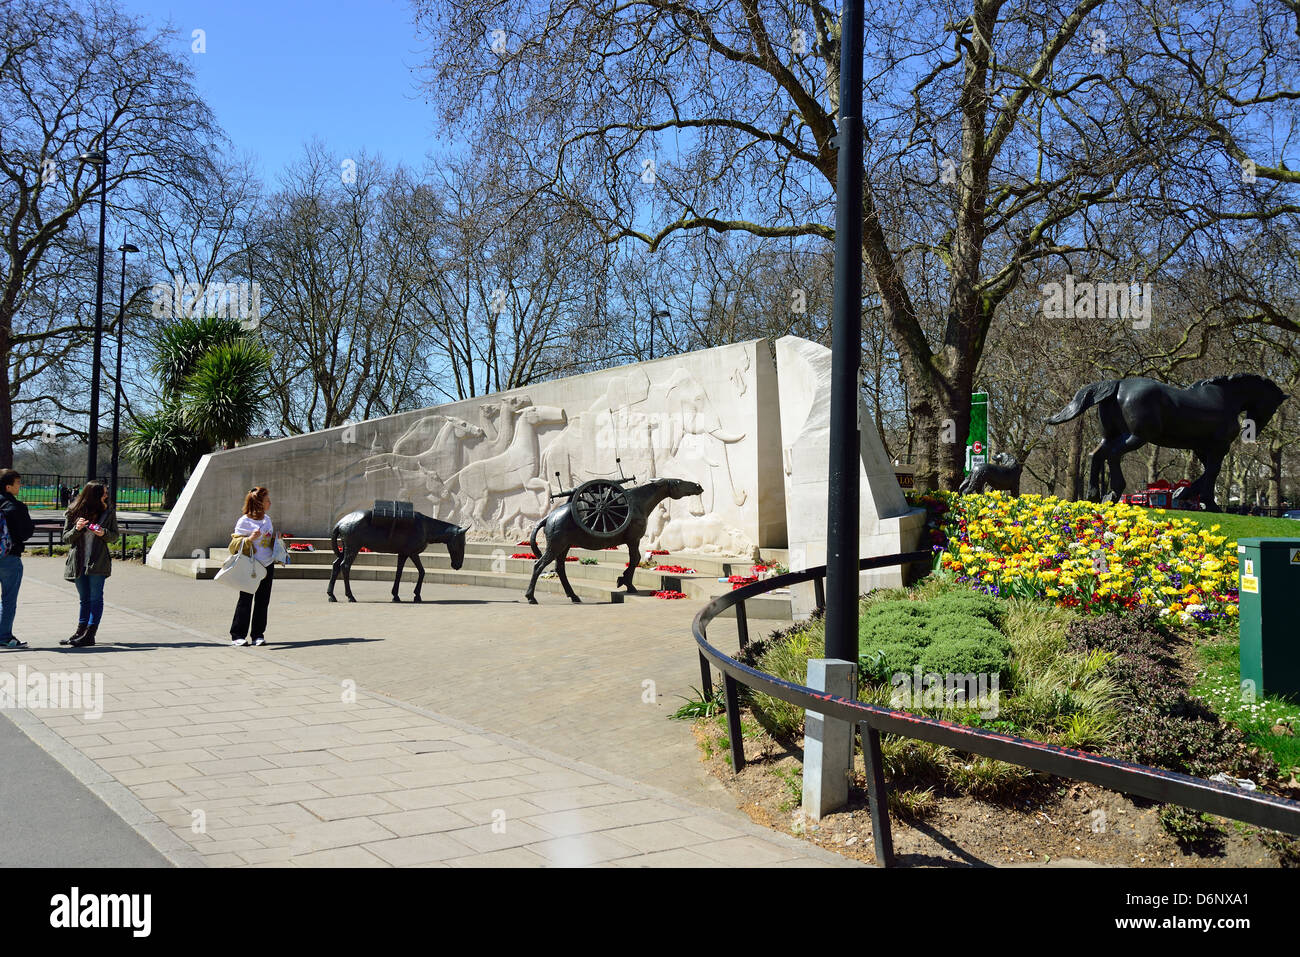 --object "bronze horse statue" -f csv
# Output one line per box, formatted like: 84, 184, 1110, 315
1047, 373, 1288, 510
959, 452, 1023, 496
328, 509, 468, 602
524, 477, 703, 604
